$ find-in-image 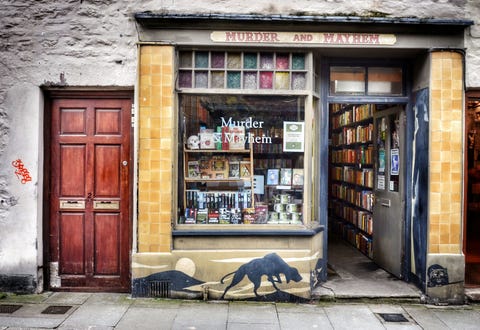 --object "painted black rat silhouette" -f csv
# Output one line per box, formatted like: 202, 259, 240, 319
220, 253, 302, 299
